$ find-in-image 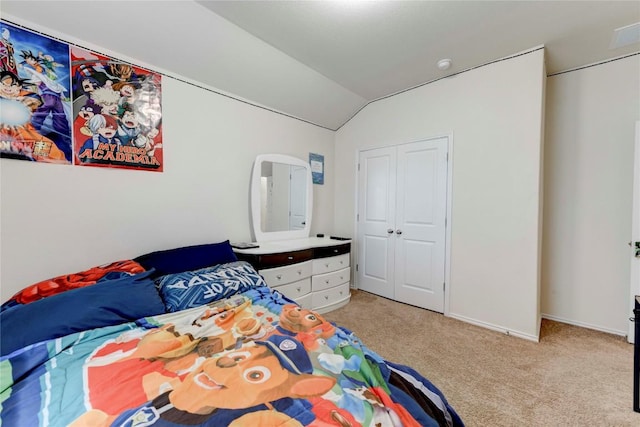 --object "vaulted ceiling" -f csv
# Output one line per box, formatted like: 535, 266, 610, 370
2, 1, 639, 130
